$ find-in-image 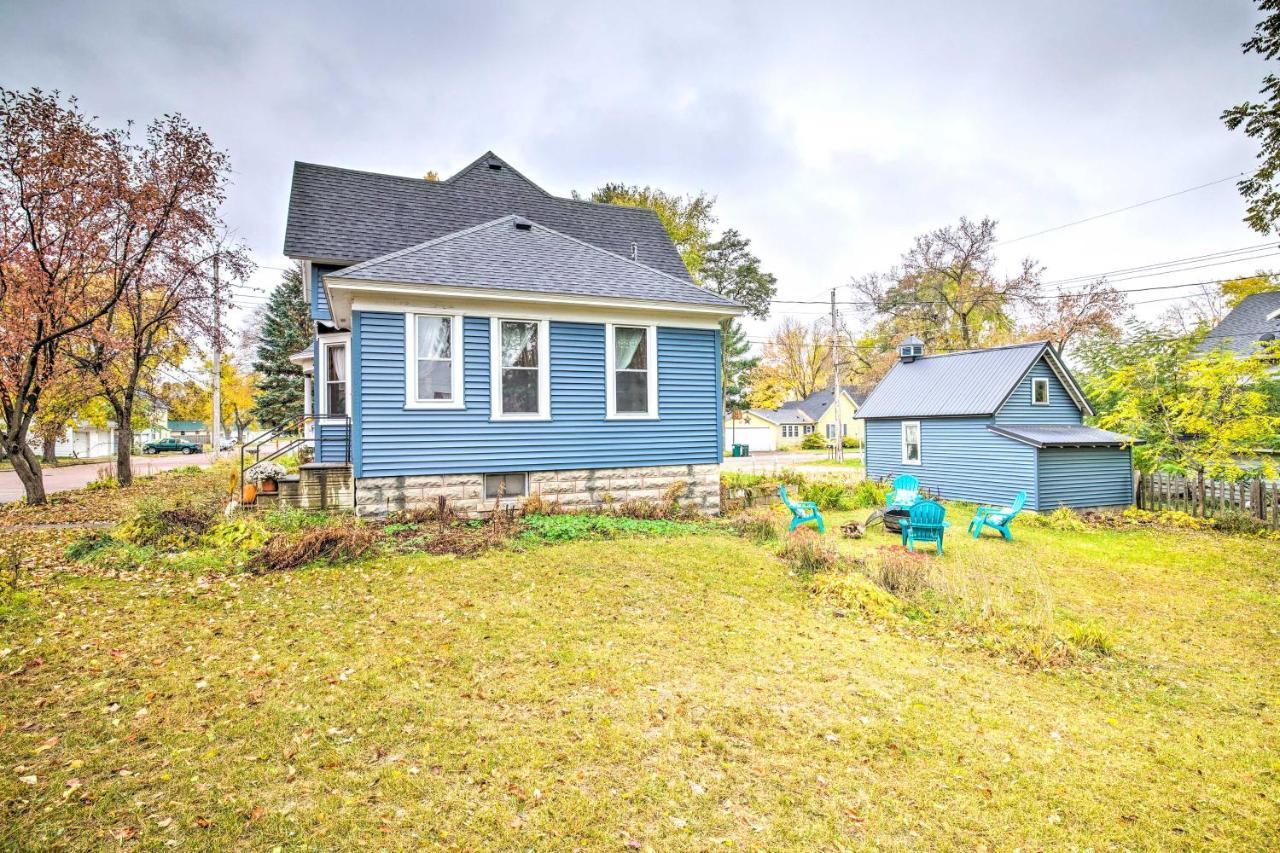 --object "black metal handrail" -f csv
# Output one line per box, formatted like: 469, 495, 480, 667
239, 413, 351, 501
